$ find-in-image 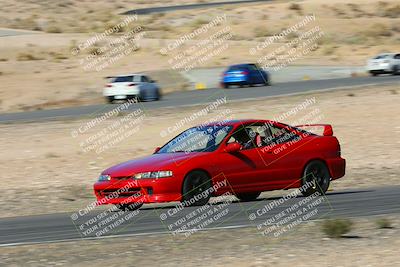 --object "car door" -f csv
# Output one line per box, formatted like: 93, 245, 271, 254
394, 54, 400, 70
246, 64, 258, 84
249, 64, 265, 84
145, 75, 158, 93
212, 123, 270, 192
139, 75, 149, 90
